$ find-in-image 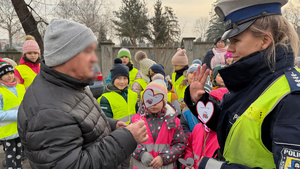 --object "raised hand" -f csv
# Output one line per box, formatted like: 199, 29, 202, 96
189, 64, 210, 103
